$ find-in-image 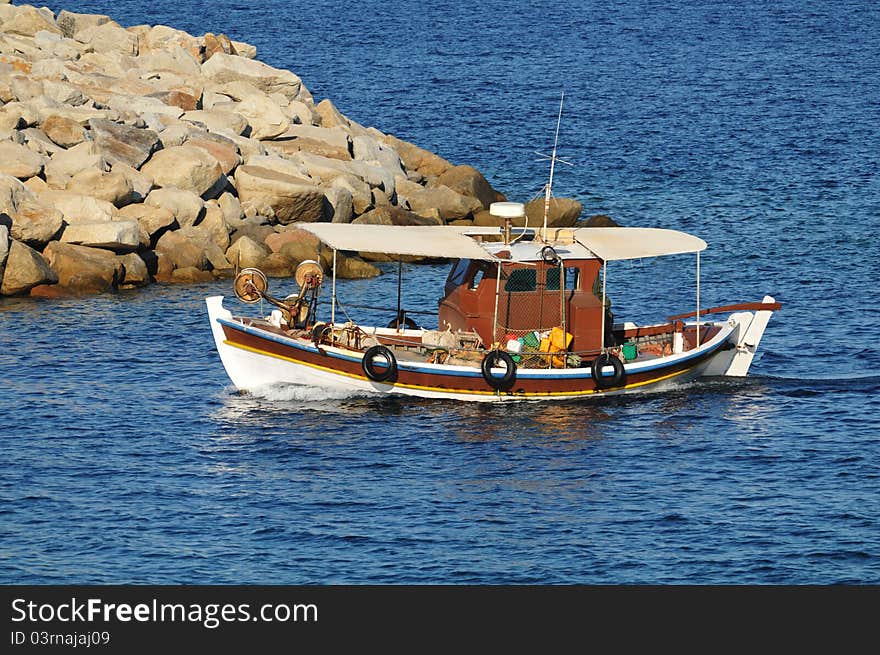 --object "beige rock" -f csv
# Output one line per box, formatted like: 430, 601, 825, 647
144, 187, 205, 228
259, 250, 296, 278
76, 22, 138, 55
315, 98, 349, 129
155, 230, 208, 271
0, 173, 34, 216
41, 81, 87, 108
38, 190, 118, 223
42, 114, 85, 148
141, 145, 224, 197
119, 252, 149, 286
353, 205, 443, 227
226, 235, 267, 269
88, 118, 159, 169
286, 100, 319, 126
396, 180, 481, 222
1, 239, 58, 296
330, 175, 373, 215
171, 266, 214, 283
65, 169, 135, 207
188, 203, 230, 251
181, 109, 248, 136
60, 220, 140, 253
42, 241, 123, 294
243, 155, 309, 180
137, 25, 201, 60
582, 214, 620, 227
230, 40, 257, 59
43, 141, 105, 189
435, 165, 505, 209
9, 75, 43, 102
217, 192, 243, 224
264, 227, 319, 254
335, 254, 381, 279
110, 162, 153, 203
117, 202, 175, 247
234, 165, 325, 224
230, 218, 274, 246
2, 5, 62, 38
185, 135, 241, 175
324, 186, 354, 224
0, 141, 44, 179
524, 196, 582, 228
201, 53, 305, 101
56, 10, 111, 39
203, 32, 237, 60
268, 135, 352, 161
9, 200, 64, 247
278, 124, 351, 152
235, 94, 289, 139
381, 133, 452, 178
